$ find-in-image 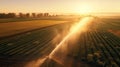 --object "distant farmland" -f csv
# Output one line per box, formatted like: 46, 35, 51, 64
0, 19, 70, 38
